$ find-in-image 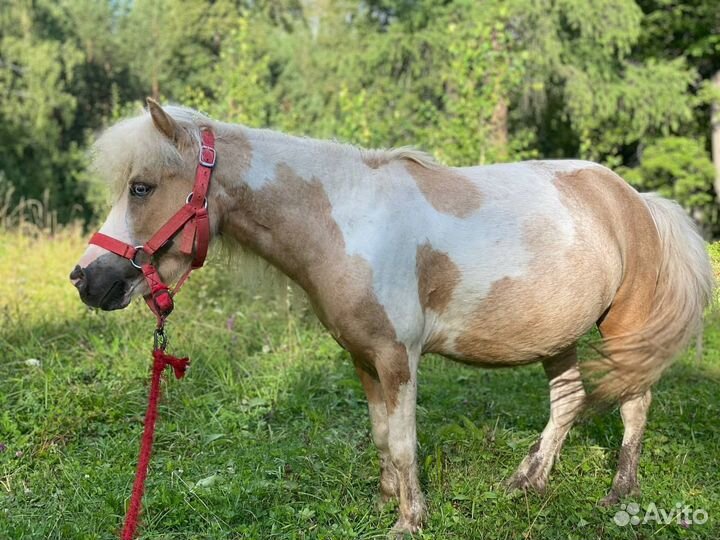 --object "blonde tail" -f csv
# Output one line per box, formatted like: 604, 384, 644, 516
589, 193, 714, 401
